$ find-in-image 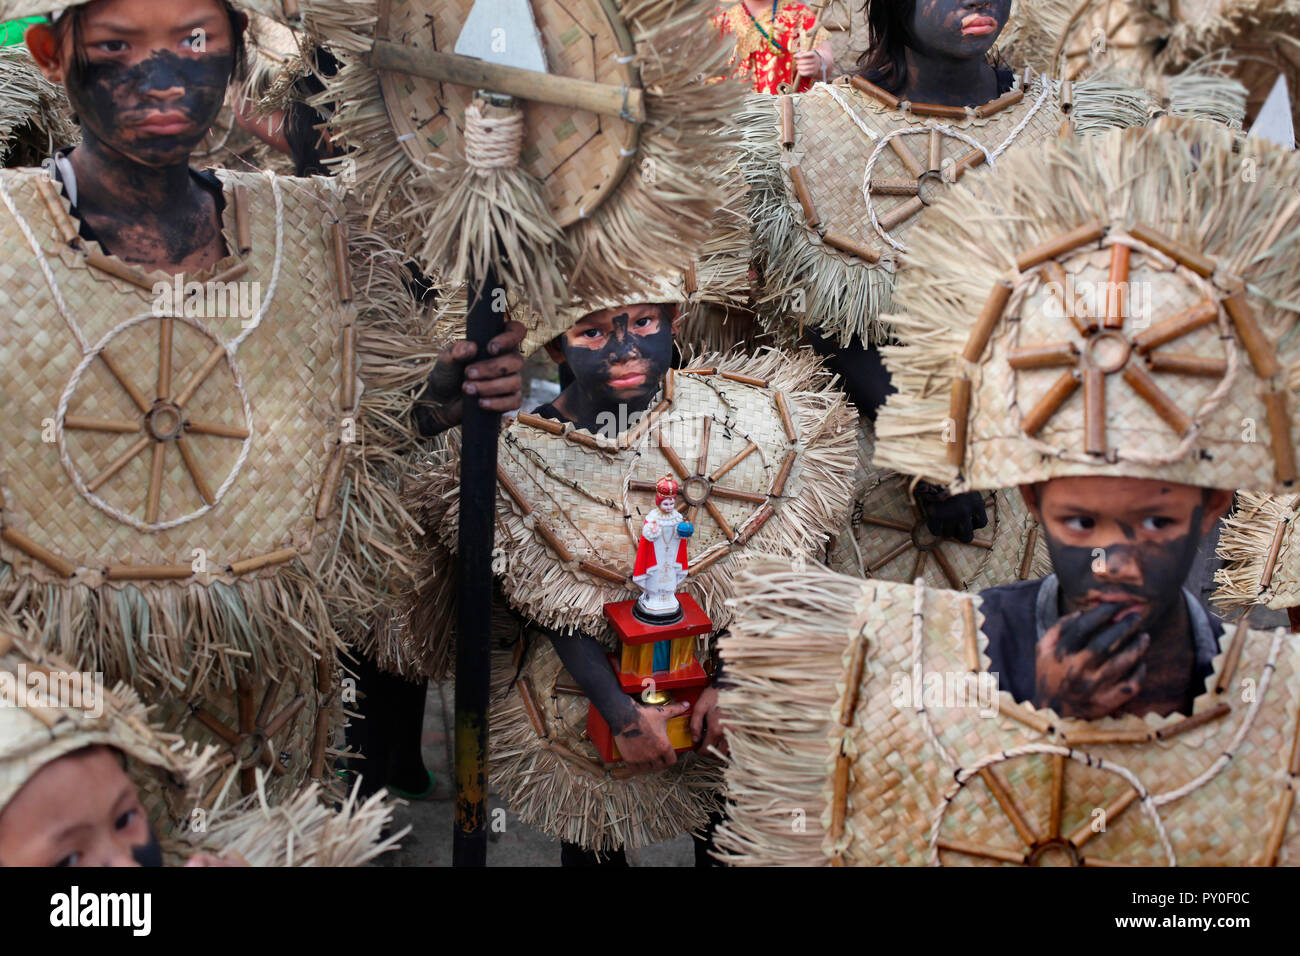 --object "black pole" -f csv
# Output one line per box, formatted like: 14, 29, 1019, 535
453, 263, 503, 867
